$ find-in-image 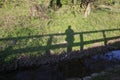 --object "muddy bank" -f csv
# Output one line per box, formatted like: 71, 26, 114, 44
0, 50, 120, 80
0, 39, 120, 73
